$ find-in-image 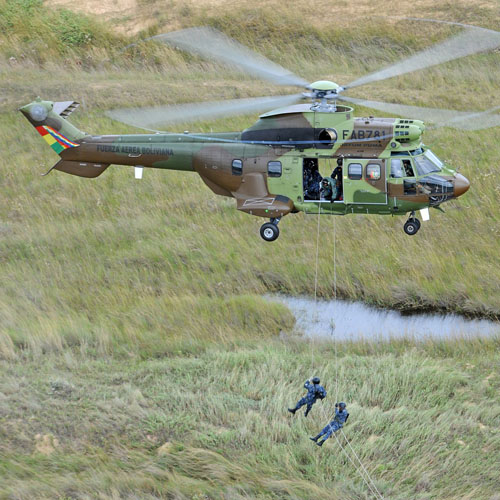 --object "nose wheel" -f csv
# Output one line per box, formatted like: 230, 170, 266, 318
260, 218, 280, 242
404, 212, 421, 235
